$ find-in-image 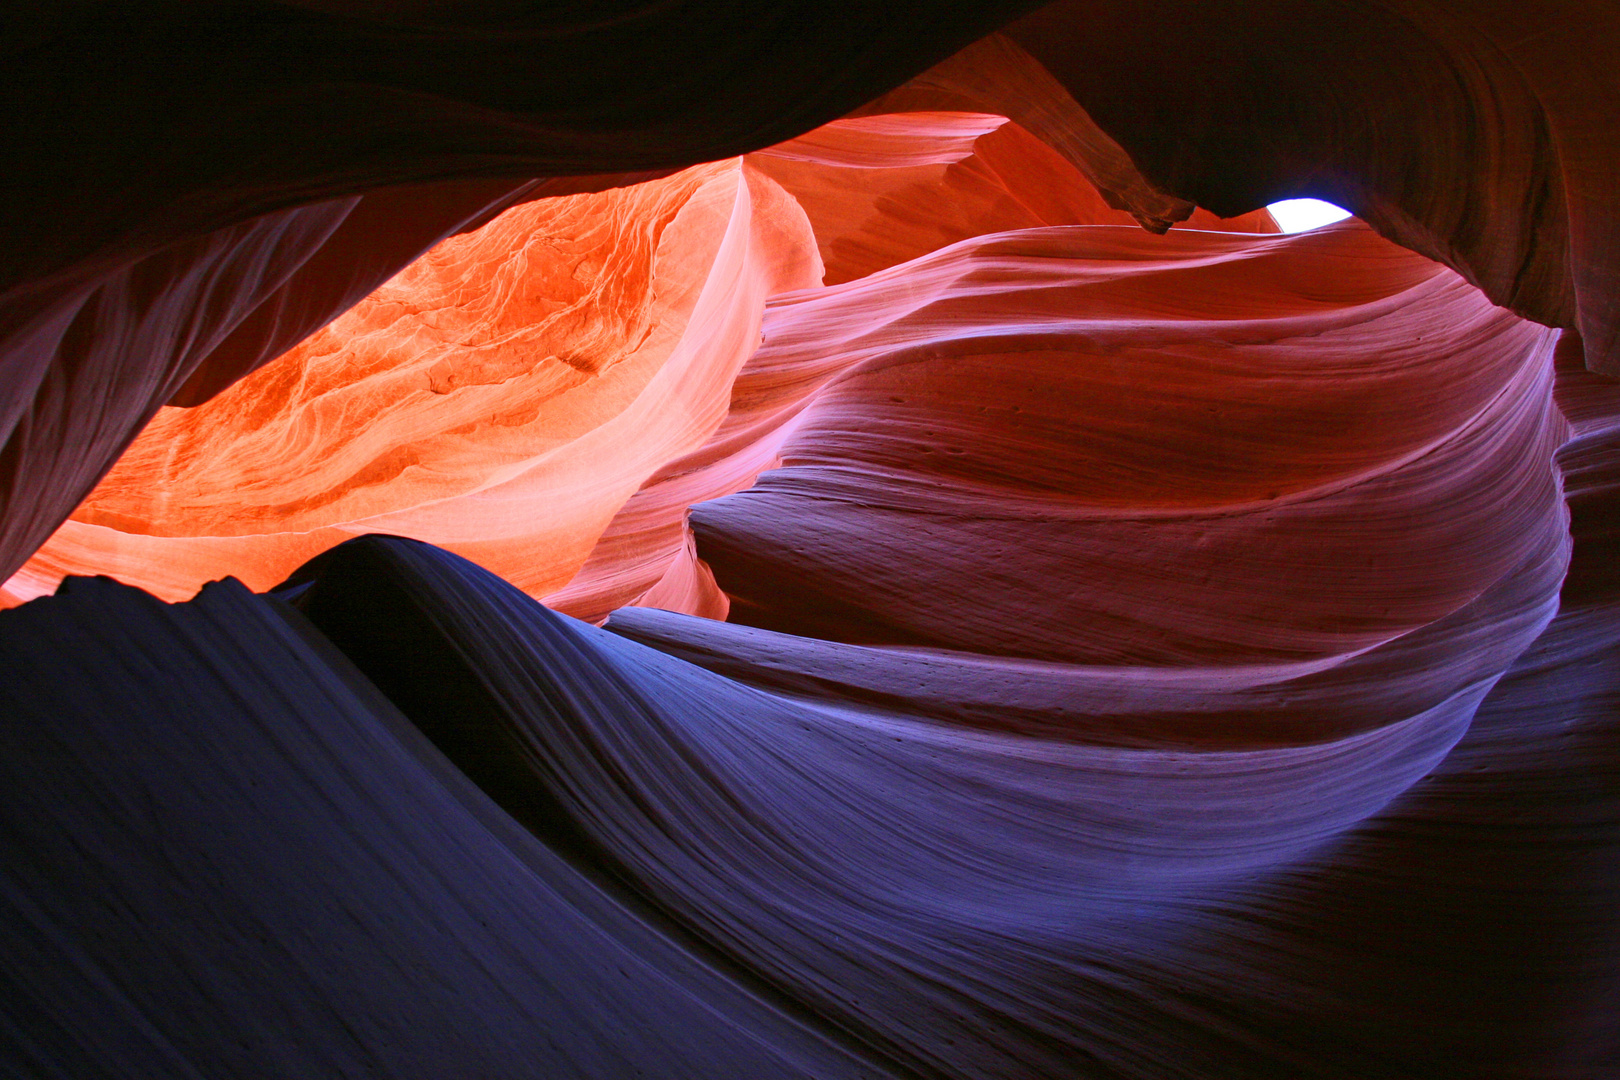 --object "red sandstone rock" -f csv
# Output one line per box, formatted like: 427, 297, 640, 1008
0, 6, 1618, 1079
552, 106, 1278, 623
849, 33, 1280, 236
5, 96, 1278, 612
702, 222, 1559, 656
650, 222, 1565, 745
0, 175, 664, 587
2, 161, 819, 604
1005, 0, 1620, 373
748, 108, 1274, 288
